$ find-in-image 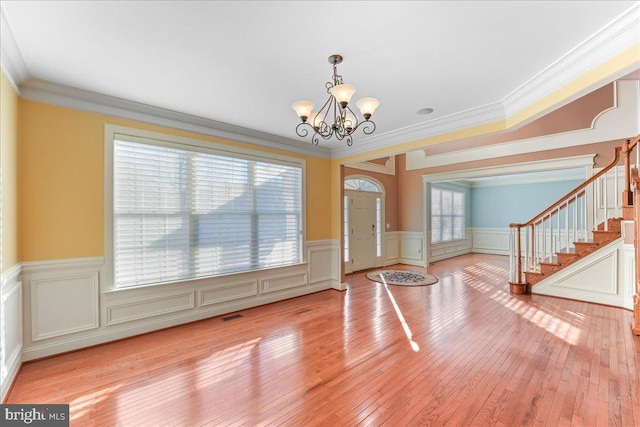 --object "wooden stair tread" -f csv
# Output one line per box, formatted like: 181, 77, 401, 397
523, 223, 623, 286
